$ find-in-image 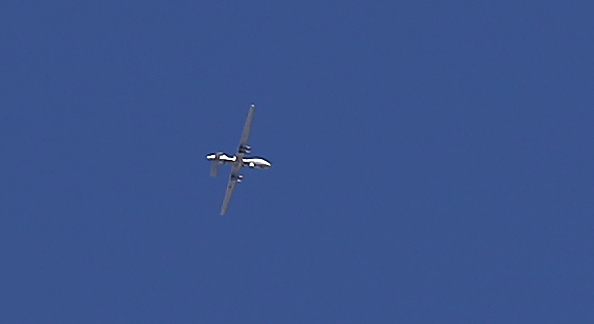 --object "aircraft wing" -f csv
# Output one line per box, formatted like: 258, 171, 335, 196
220, 163, 242, 215
220, 104, 256, 215
237, 104, 255, 154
